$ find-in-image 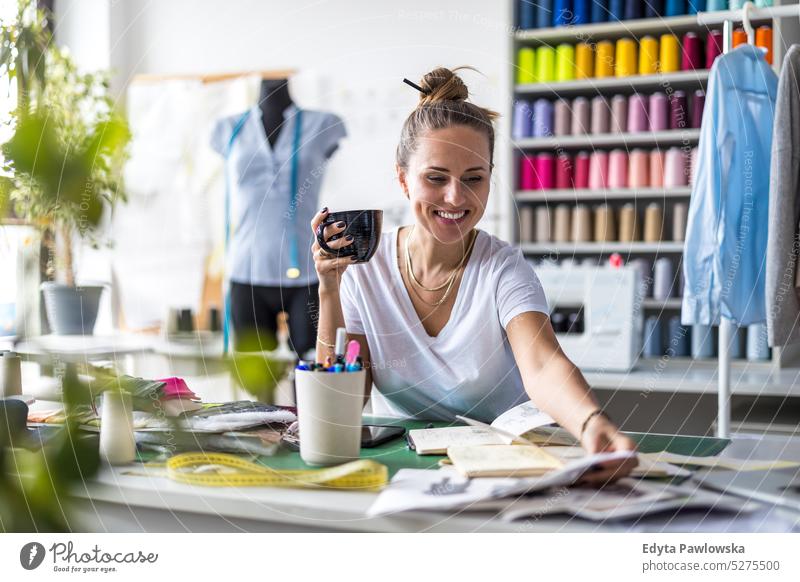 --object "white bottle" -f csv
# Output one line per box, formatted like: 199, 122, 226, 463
99, 390, 136, 465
